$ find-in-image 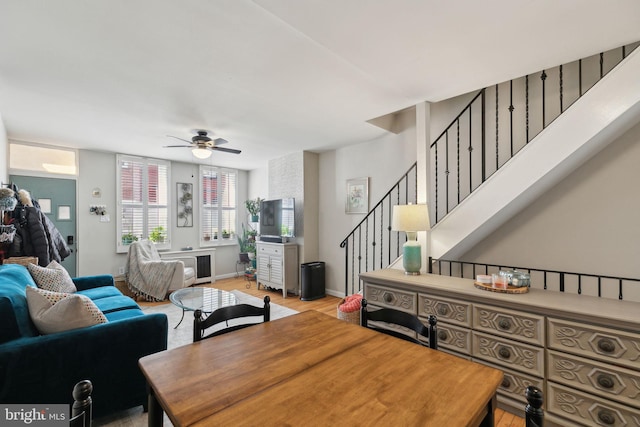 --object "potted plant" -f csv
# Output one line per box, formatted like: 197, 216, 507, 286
149, 226, 166, 243
238, 224, 258, 268
121, 232, 138, 245
237, 224, 257, 256
245, 197, 264, 223
222, 229, 230, 239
